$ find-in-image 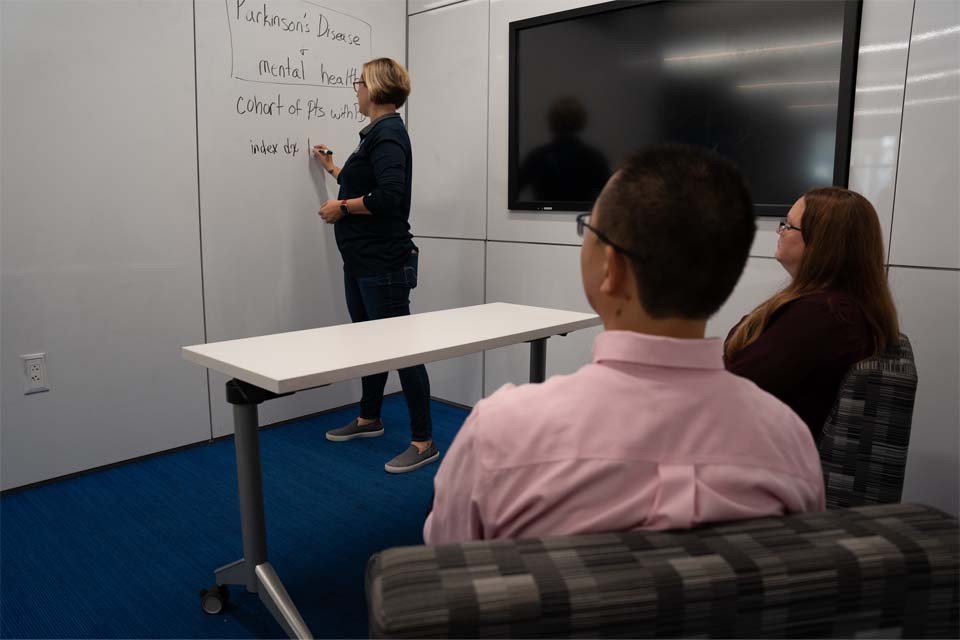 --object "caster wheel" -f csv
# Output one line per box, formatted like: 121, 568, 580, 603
200, 584, 230, 615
